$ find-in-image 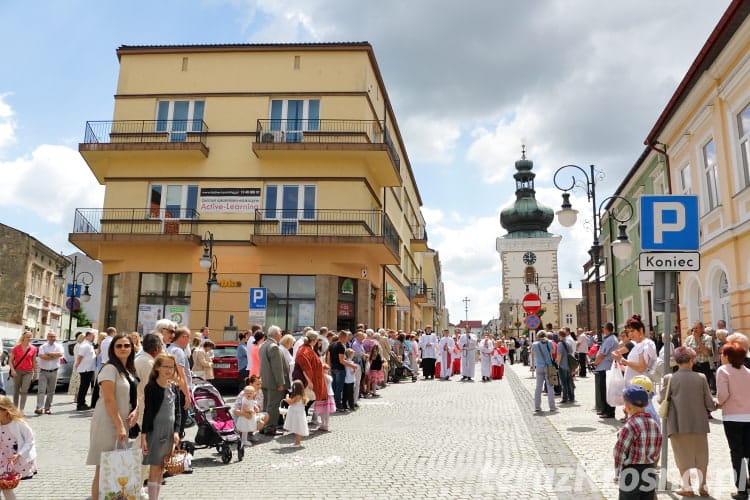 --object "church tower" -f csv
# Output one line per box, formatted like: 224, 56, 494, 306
496, 149, 561, 333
